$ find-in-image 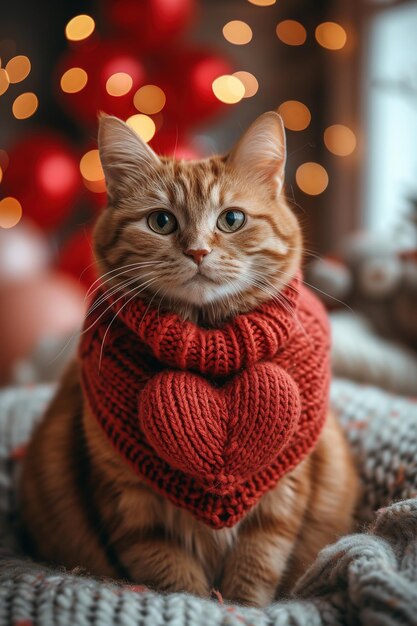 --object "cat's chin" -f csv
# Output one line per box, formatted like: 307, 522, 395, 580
173, 277, 231, 306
